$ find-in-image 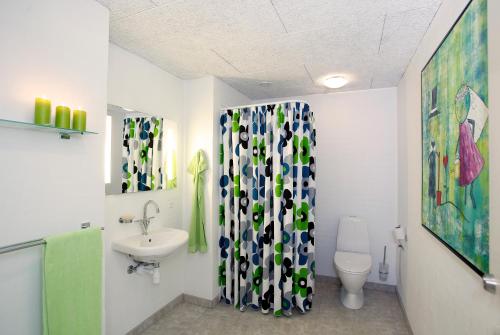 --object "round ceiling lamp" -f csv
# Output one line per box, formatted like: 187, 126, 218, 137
323, 76, 348, 89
